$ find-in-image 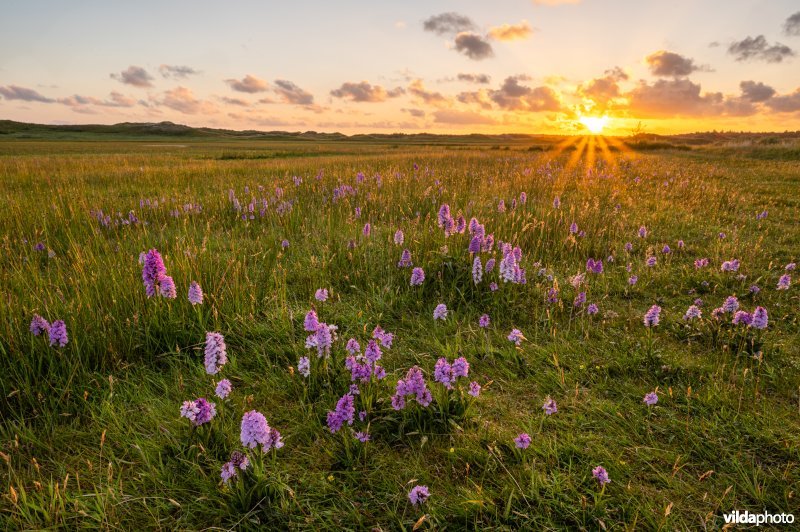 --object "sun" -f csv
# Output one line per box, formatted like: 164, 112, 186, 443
579, 115, 609, 135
